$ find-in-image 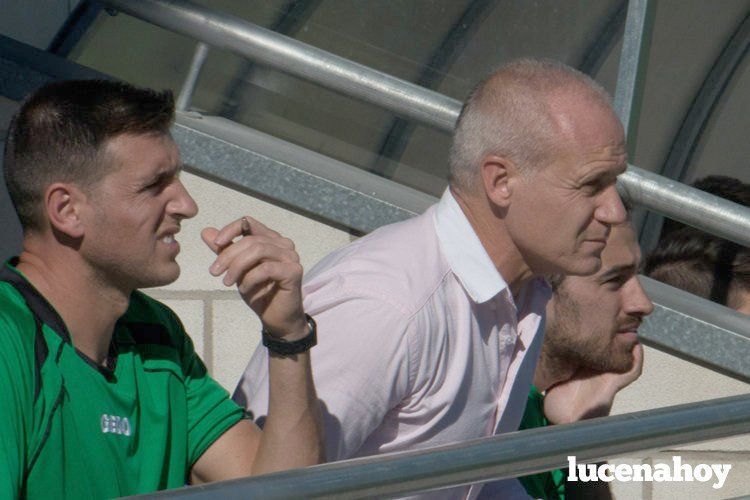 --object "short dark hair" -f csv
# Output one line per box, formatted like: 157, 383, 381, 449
646, 175, 750, 308
3, 80, 175, 231
645, 228, 750, 309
